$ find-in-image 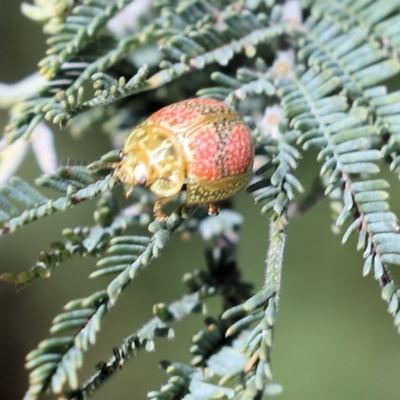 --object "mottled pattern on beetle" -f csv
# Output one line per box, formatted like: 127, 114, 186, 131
186, 124, 220, 180
148, 98, 232, 132
186, 115, 253, 181
185, 169, 251, 205
226, 123, 254, 174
